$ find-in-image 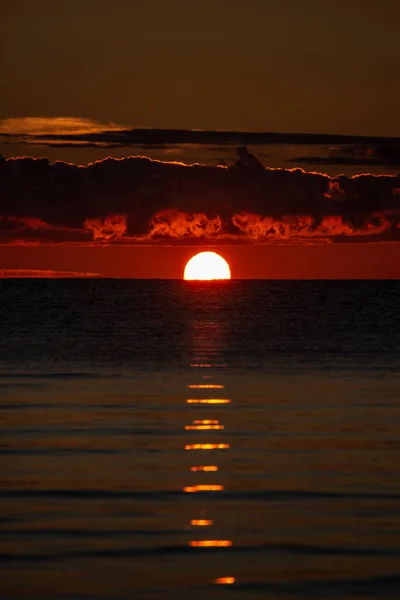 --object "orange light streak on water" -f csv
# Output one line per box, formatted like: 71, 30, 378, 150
187, 384, 225, 389
185, 424, 224, 430
186, 399, 230, 404
185, 443, 229, 450
189, 540, 232, 547
184, 484, 223, 493
213, 577, 235, 584
190, 465, 218, 472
